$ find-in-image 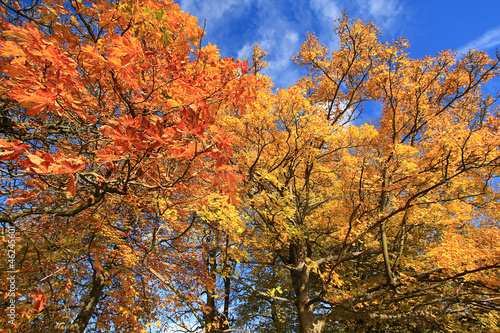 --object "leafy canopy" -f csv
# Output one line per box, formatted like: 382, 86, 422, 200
1, 2, 499, 333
